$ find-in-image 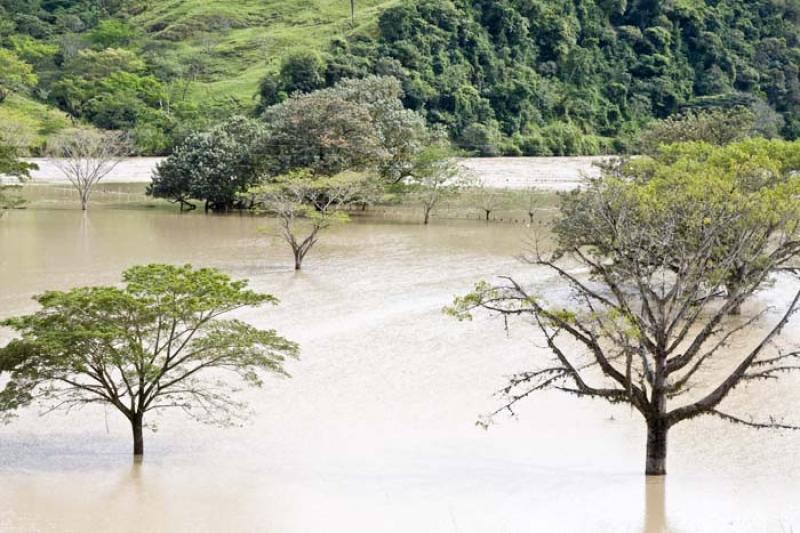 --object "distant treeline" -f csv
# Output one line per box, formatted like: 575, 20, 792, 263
260, 0, 800, 155
2, 0, 799, 156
